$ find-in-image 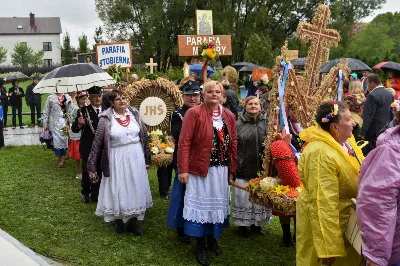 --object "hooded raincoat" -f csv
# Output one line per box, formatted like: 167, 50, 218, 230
296, 125, 364, 266
357, 126, 400, 266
